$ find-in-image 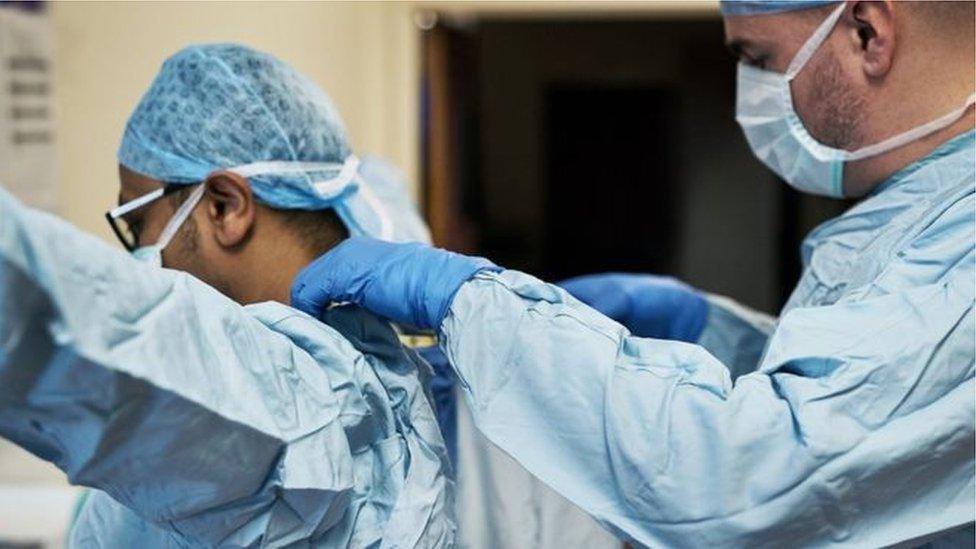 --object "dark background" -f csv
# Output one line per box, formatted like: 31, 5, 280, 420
423, 17, 848, 314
